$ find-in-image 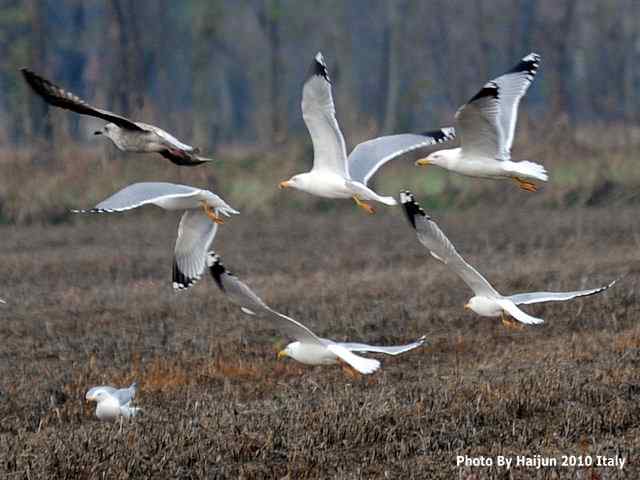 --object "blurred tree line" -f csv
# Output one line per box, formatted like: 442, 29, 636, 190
0, 0, 638, 151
